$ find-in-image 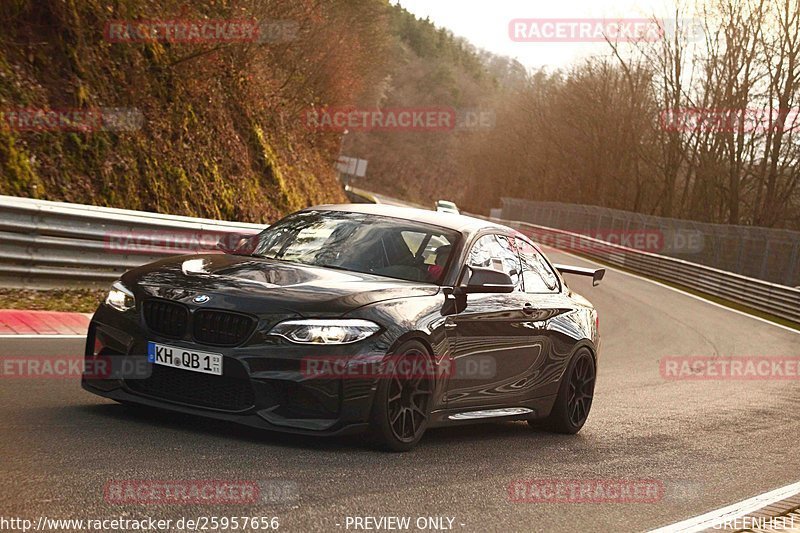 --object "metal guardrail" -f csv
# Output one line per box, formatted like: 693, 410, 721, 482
1, 194, 798, 323
0, 195, 264, 289
476, 215, 800, 324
